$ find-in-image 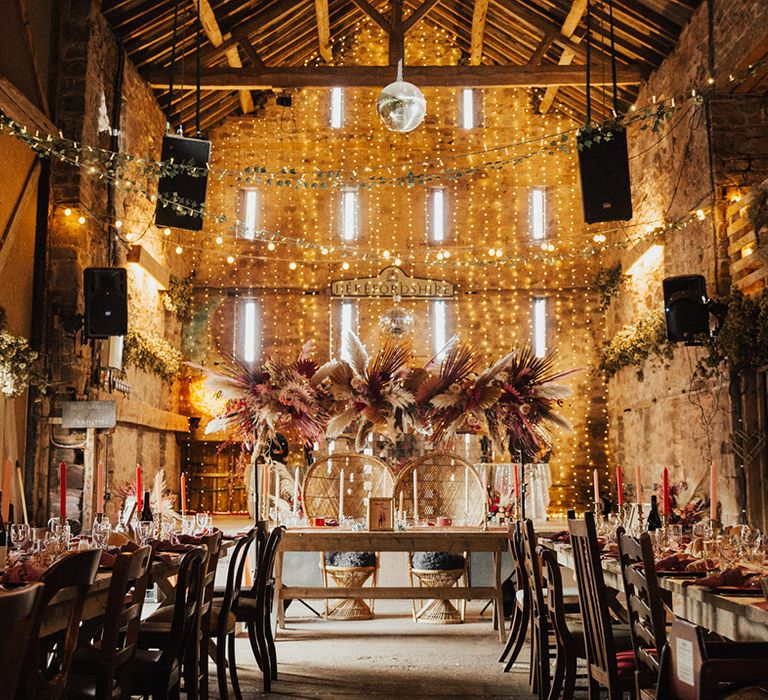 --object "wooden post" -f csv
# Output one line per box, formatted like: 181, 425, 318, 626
82, 427, 97, 528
